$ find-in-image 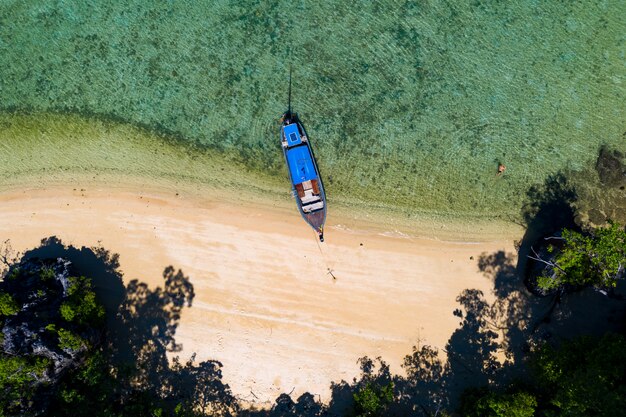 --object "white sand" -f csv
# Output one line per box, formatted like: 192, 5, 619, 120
0, 185, 517, 404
